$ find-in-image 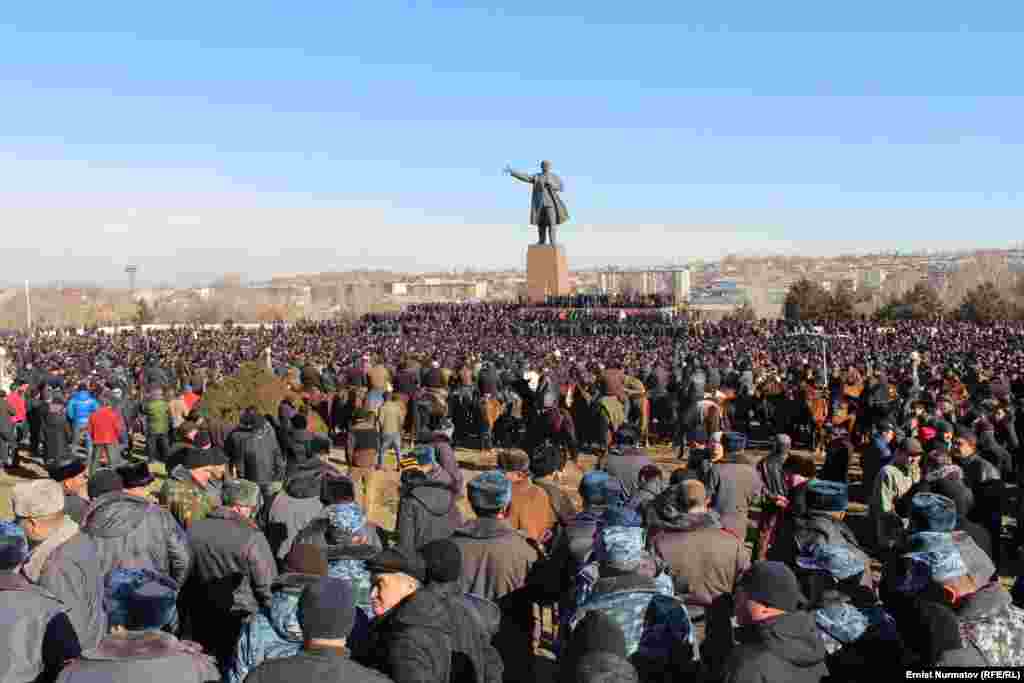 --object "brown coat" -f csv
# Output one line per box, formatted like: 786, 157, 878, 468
451, 518, 541, 601
507, 479, 557, 542
368, 365, 390, 391
651, 512, 749, 608
712, 462, 762, 542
